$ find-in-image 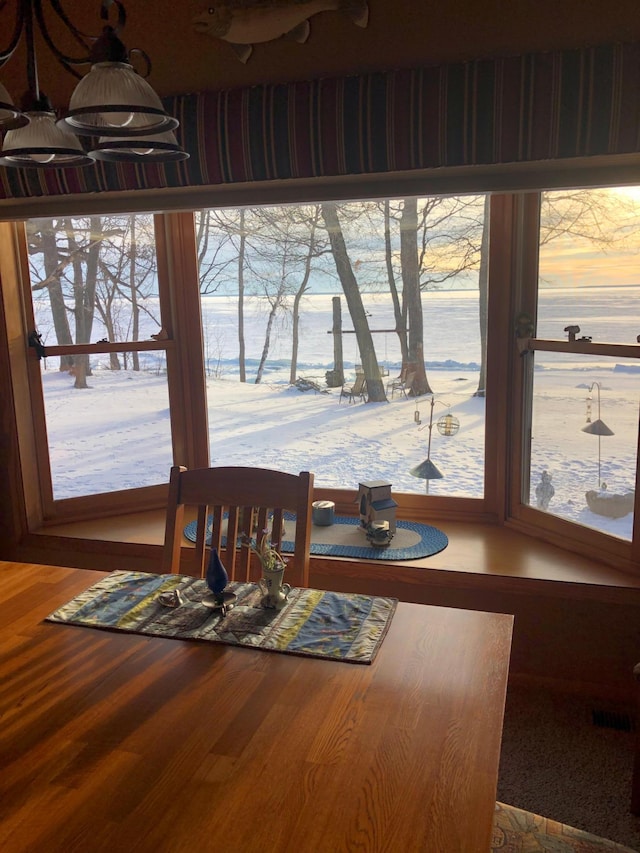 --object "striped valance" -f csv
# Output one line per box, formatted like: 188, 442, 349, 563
1, 42, 640, 200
